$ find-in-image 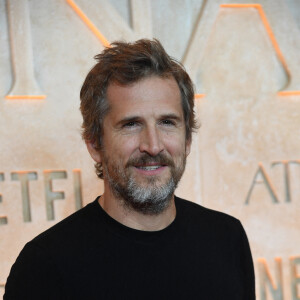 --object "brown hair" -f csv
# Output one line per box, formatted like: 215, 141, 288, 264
80, 39, 198, 178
